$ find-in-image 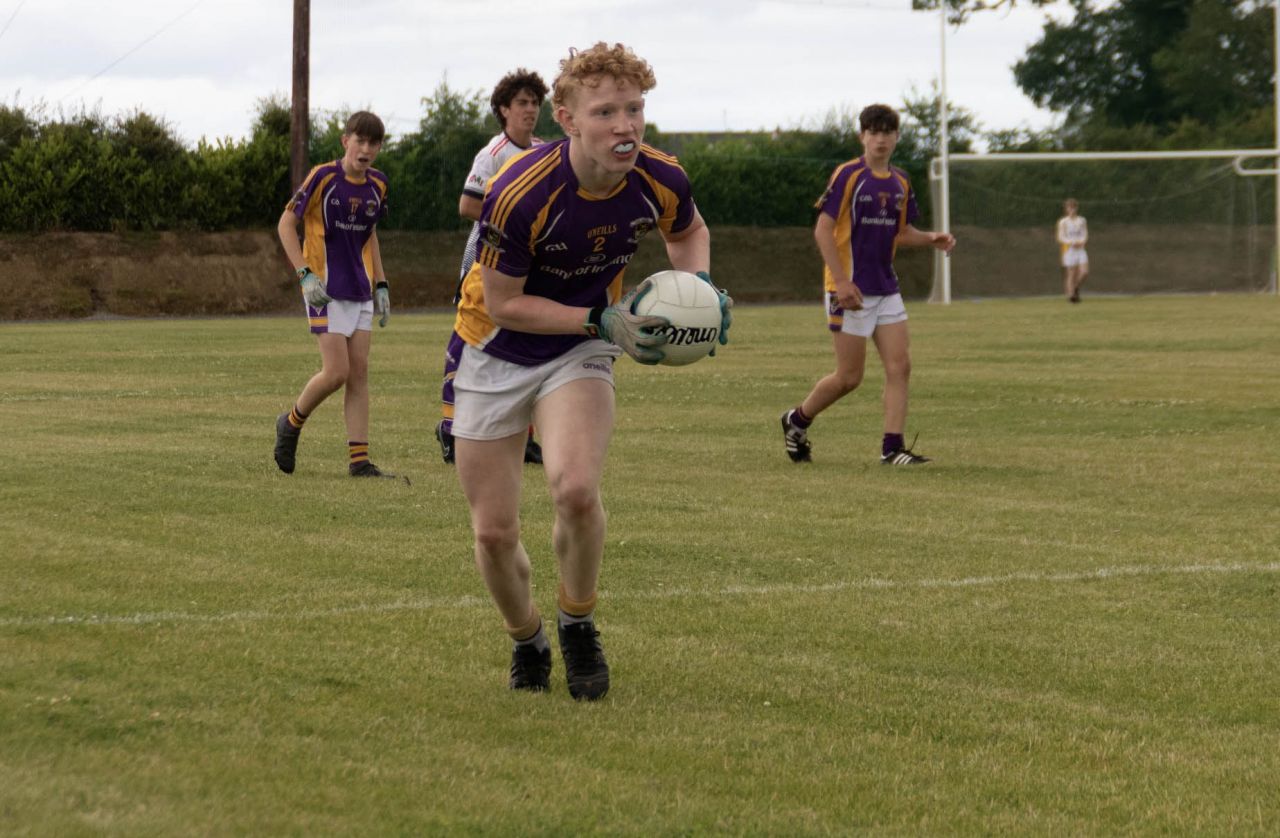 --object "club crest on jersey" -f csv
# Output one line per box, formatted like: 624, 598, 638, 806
627, 217, 655, 244
878, 192, 891, 215
483, 224, 505, 253
364, 200, 379, 217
